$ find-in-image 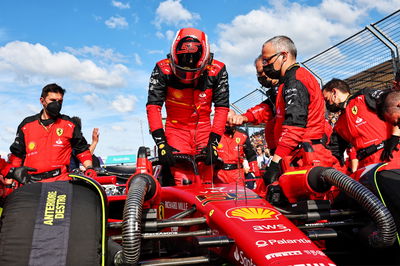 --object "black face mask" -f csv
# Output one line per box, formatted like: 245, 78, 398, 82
257, 76, 273, 88
263, 54, 282, 80
45, 101, 62, 117
326, 101, 345, 113
225, 126, 236, 135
